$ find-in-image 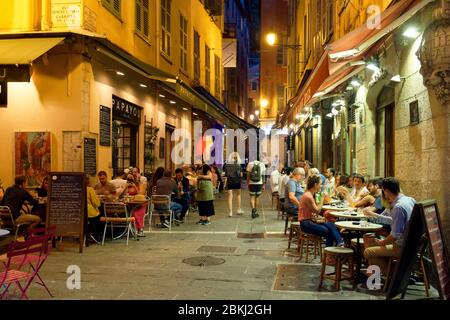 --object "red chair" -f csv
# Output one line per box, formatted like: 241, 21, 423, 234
0, 235, 51, 299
